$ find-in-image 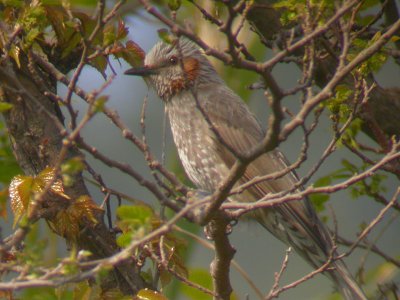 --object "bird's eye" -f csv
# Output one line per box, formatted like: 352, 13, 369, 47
169, 56, 178, 65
